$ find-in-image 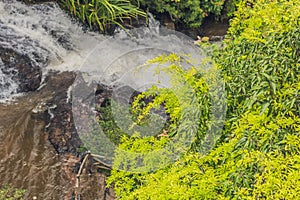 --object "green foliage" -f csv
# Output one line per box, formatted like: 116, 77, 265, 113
106, 134, 171, 196
79, 97, 166, 155
221, 0, 242, 19
136, 0, 225, 28
218, 0, 300, 120
132, 53, 225, 152
108, 112, 300, 199
223, 111, 300, 199
107, 0, 300, 199
0, 185, 26, 200
78, 100, 127, 156
96, 98, 167, 143
97, 102, 127, 145
107, 53, 224, 197
60, 0, 146, 33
